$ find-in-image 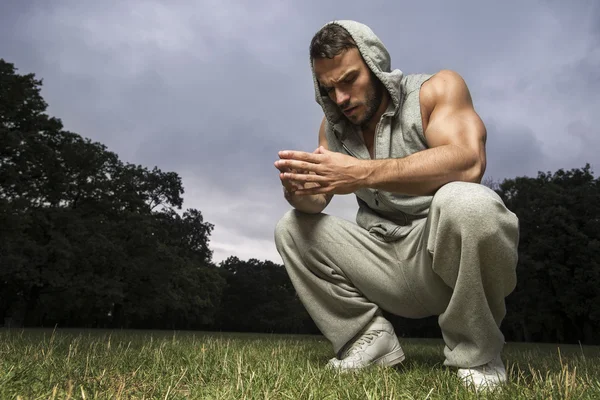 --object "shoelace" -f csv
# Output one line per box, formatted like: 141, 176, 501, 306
342, 330, 381, 357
